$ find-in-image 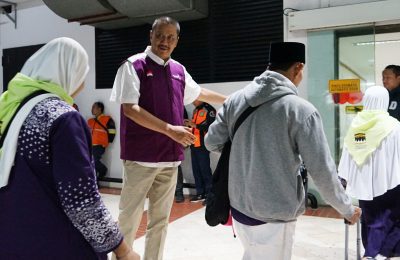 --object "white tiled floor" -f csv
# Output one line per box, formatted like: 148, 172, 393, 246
101, 193, 363, 260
